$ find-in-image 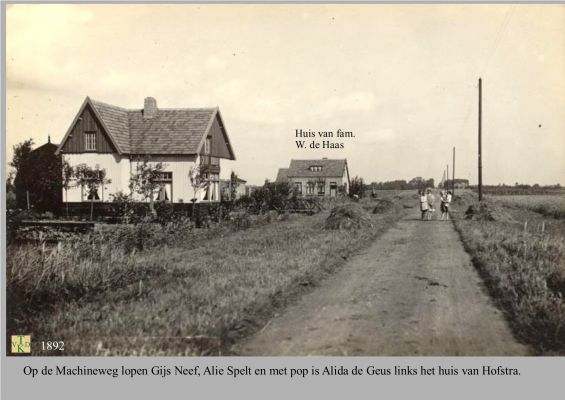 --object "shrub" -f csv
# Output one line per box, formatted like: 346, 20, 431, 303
349, 176, 365, 199
154, 201, 175, 225
6, 190, 17, 210
464, 201, 516, 222
110, 191, 135, 223
372, 199, 393, 214
228, 211, 252, 230
6, 209, 43, 245
235, 181, 297, 213
325, 203, 373, 230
